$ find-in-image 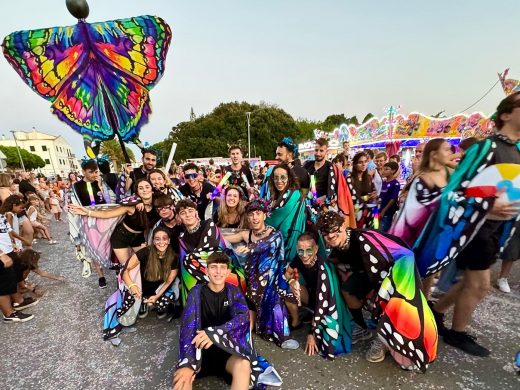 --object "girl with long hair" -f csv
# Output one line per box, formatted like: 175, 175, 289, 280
103, 226, 179, 340
347, 151, 377, 228
213, 185, 248, 229
0, 195, 32, 249
26, 195, 56, 244
148, 168, 184, 204
389, 138, 453, 296
263, 164, 306, 262
69, 178, 160, 264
